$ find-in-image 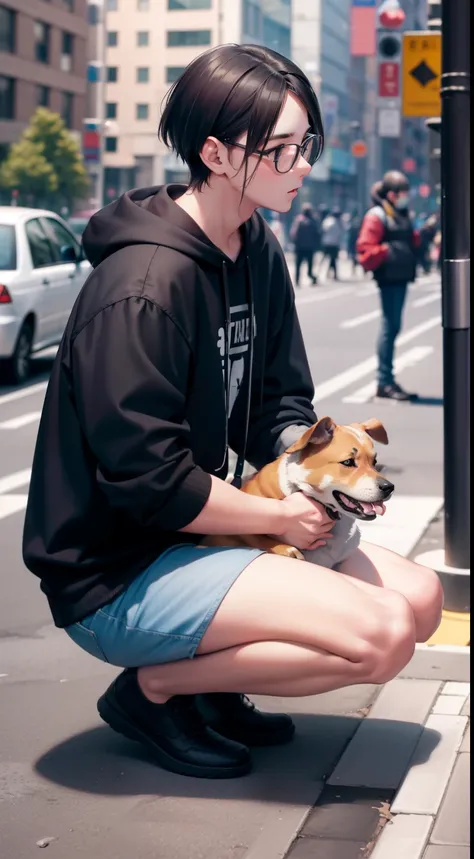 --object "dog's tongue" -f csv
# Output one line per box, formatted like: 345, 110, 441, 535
360, 501, 386, 516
